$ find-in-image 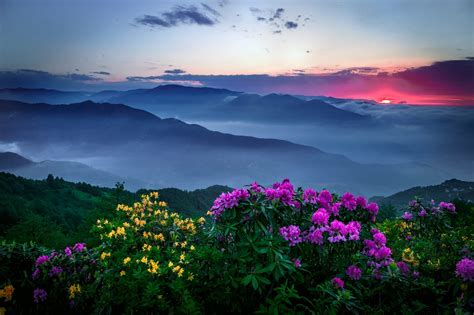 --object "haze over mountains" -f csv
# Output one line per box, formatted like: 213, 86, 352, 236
0, 85, 472, 196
